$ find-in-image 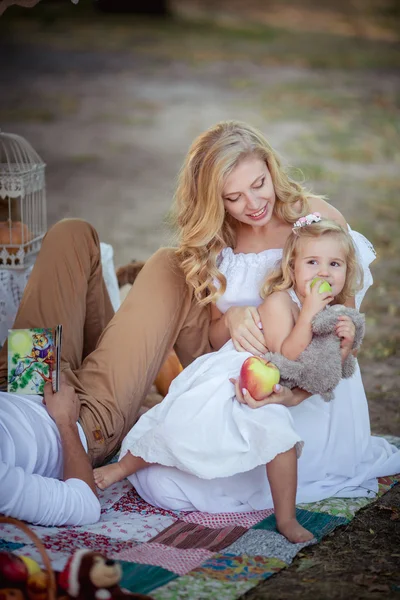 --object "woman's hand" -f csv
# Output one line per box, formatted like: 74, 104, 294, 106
224, 306, 268, 355
230, 378, 307, 408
